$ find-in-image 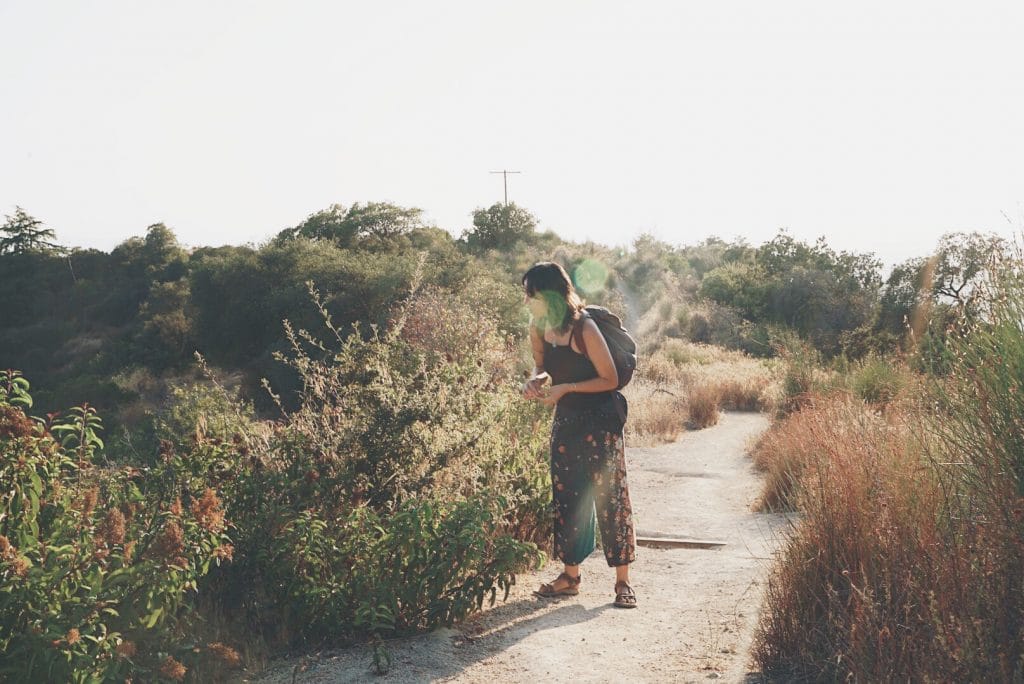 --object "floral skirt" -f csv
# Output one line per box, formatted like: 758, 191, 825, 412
549, 404, 636, 567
